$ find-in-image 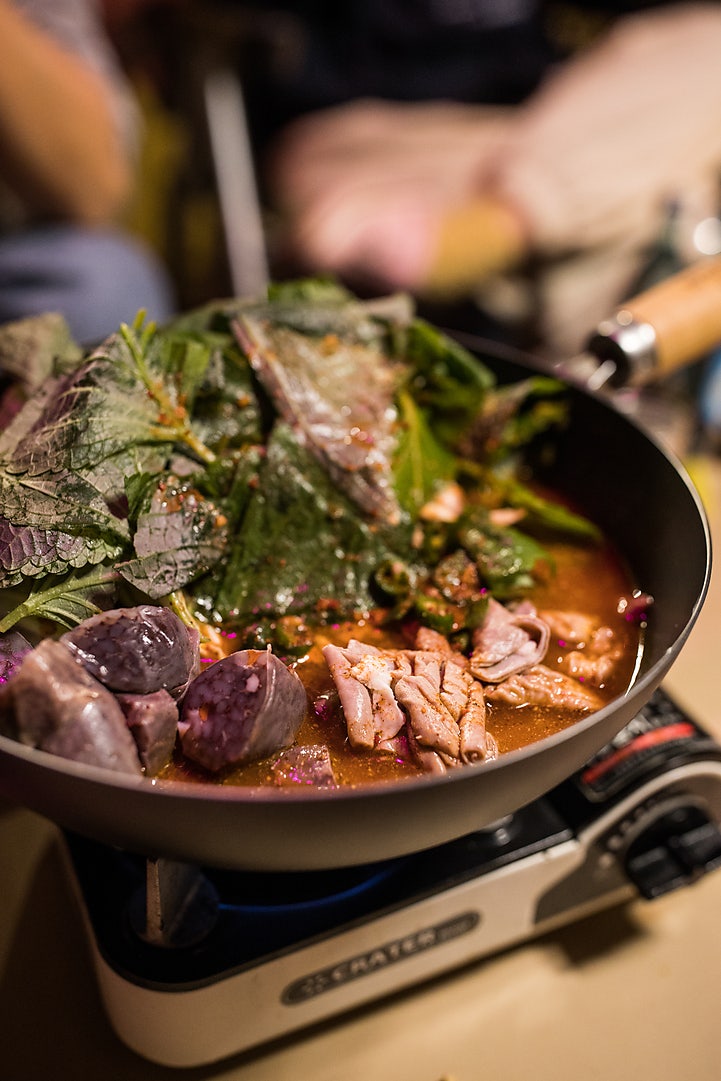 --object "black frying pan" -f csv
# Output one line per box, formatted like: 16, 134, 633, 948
0, 268, 714, 872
